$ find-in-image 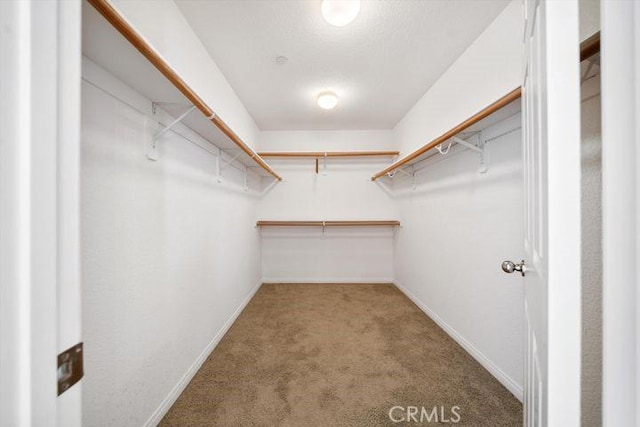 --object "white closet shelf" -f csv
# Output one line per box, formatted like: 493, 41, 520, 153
85, 0, 281, 180
371, 87, 522, 181
372, 31, 601, 182
256, 220, 401, 227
